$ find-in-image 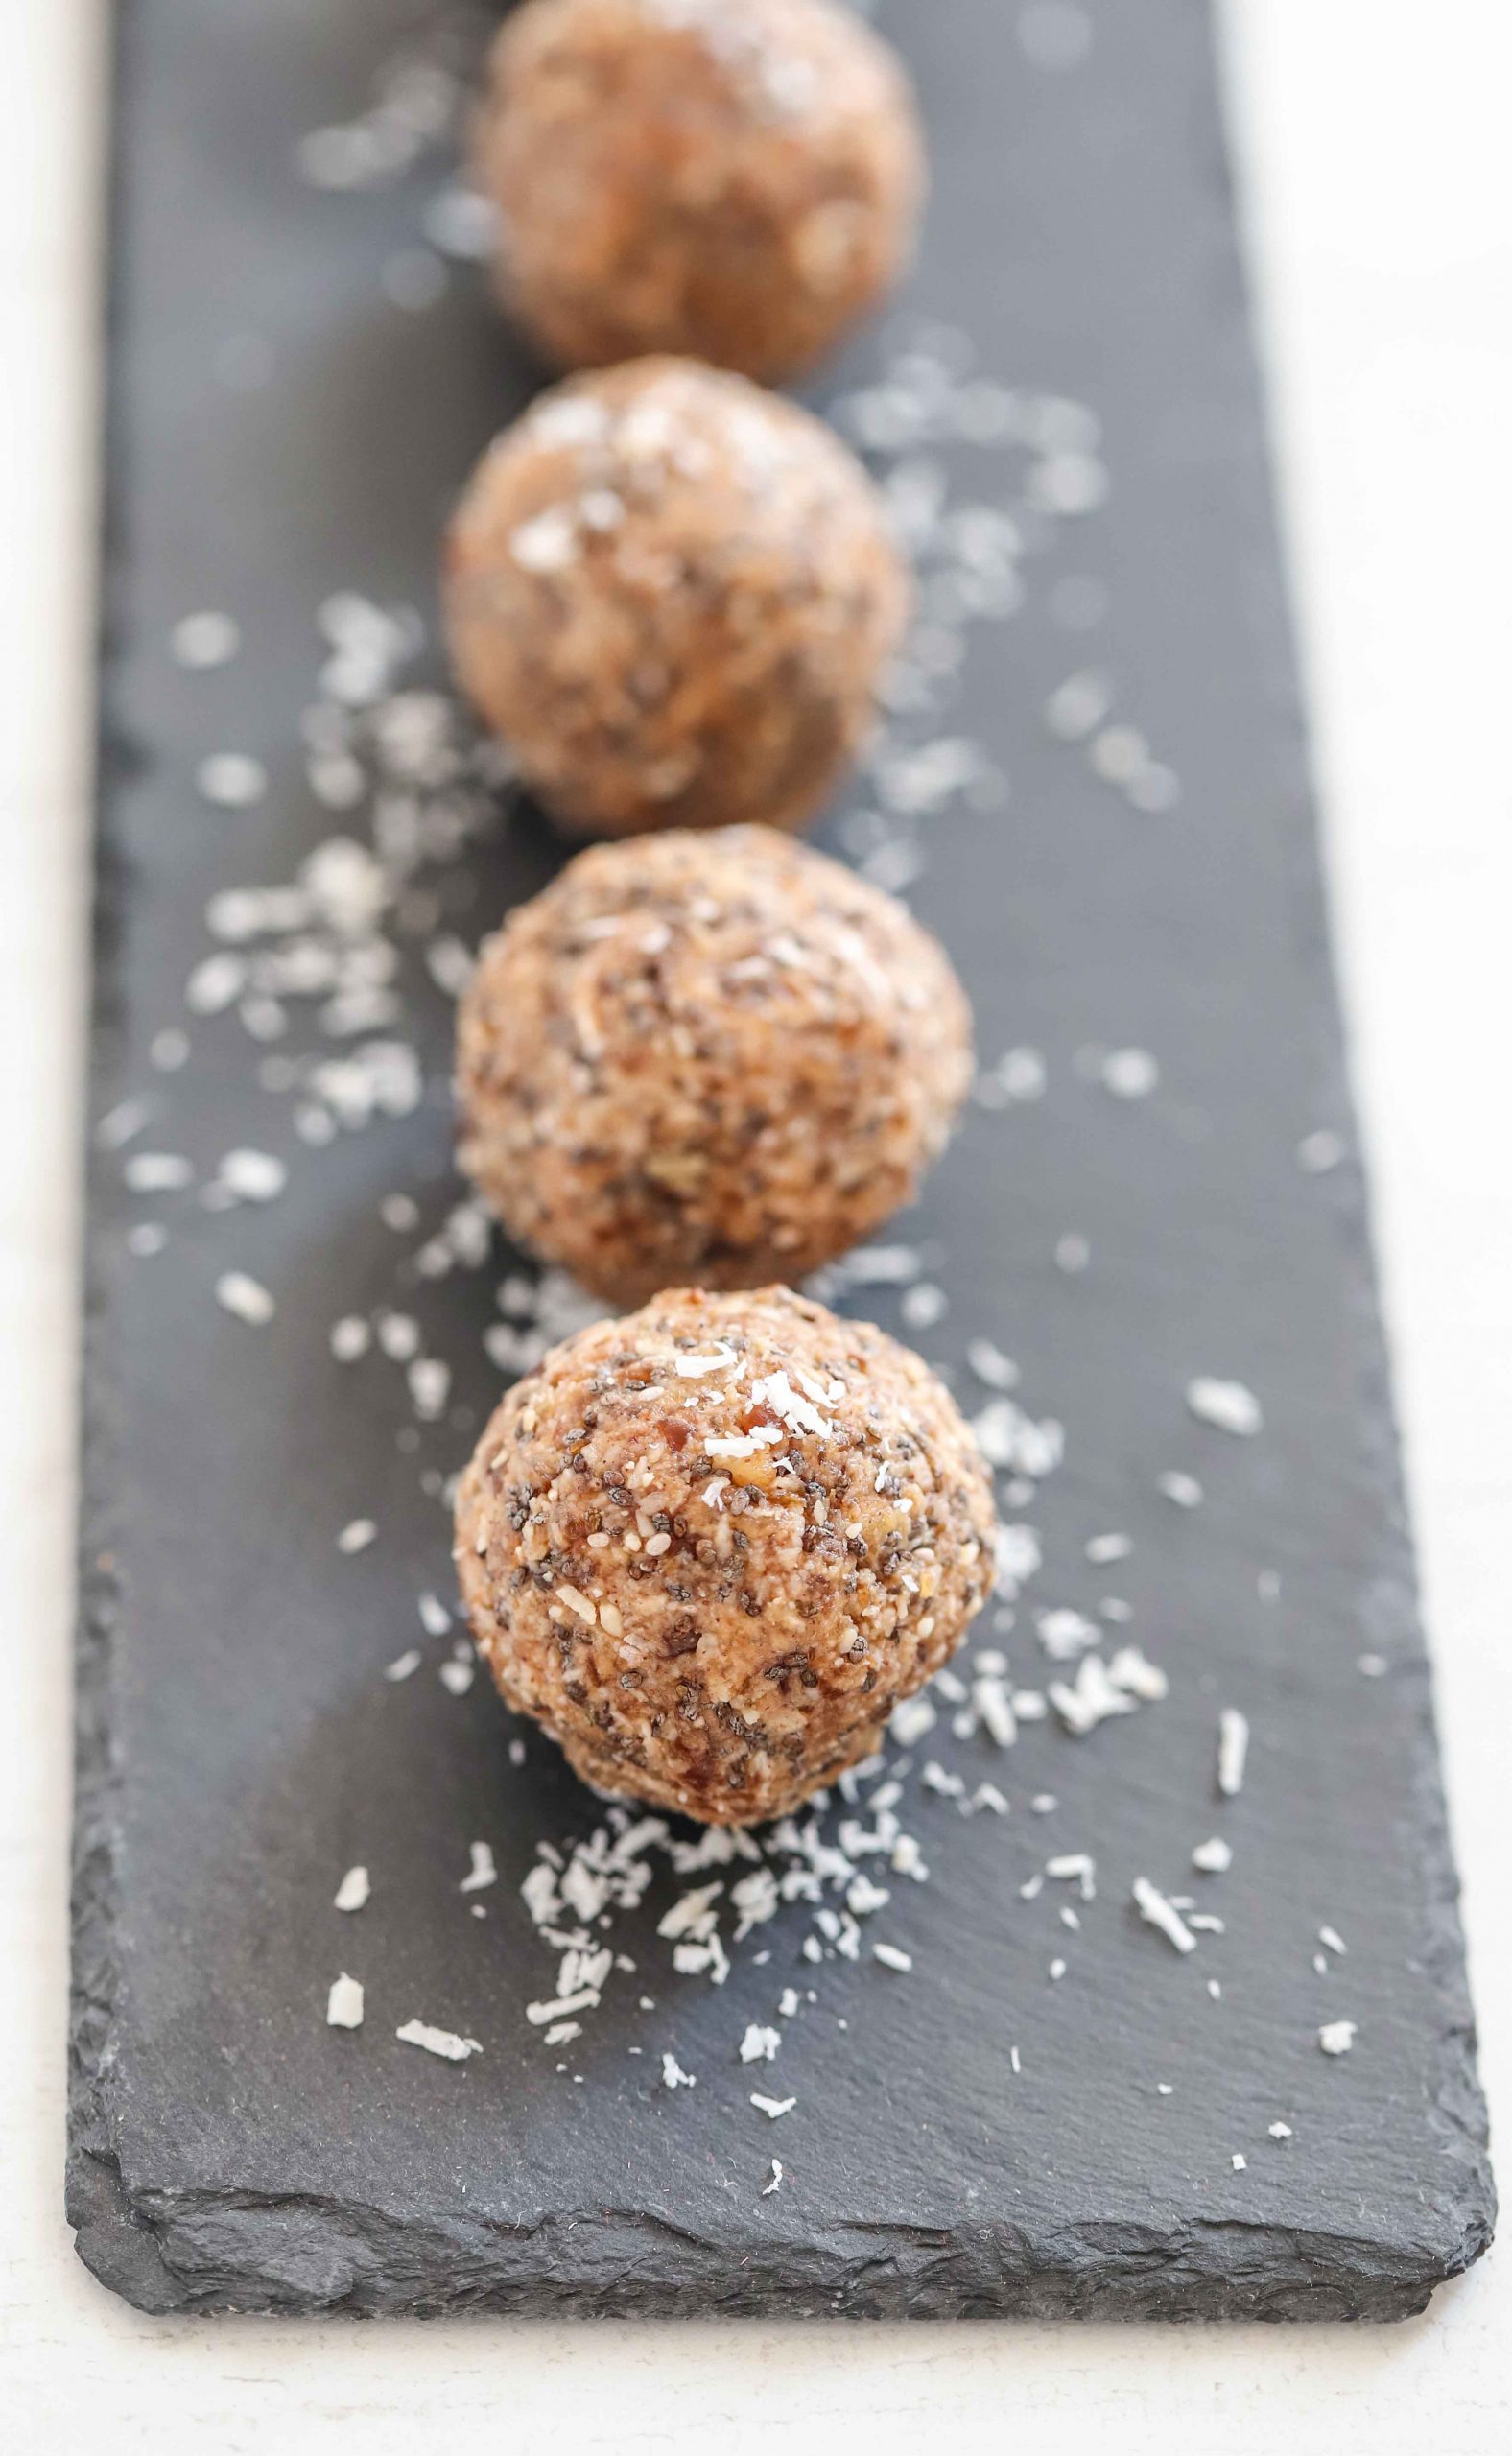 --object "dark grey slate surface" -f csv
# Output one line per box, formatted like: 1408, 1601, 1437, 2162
70, 0, 1493, 2318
